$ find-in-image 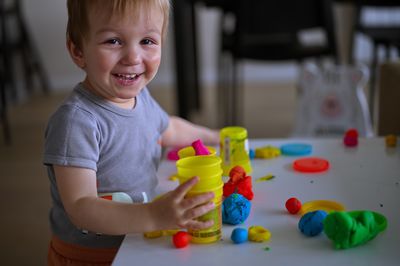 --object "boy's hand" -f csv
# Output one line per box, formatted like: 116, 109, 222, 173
149, 176, 215, 230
